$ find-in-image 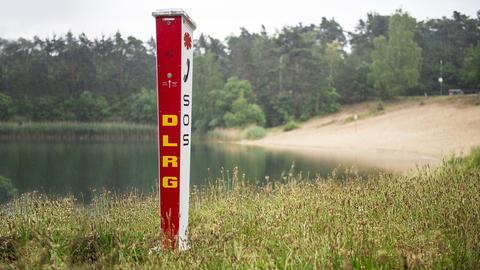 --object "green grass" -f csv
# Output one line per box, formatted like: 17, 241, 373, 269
1, 153, 479, 269
0, 121, 155, 140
